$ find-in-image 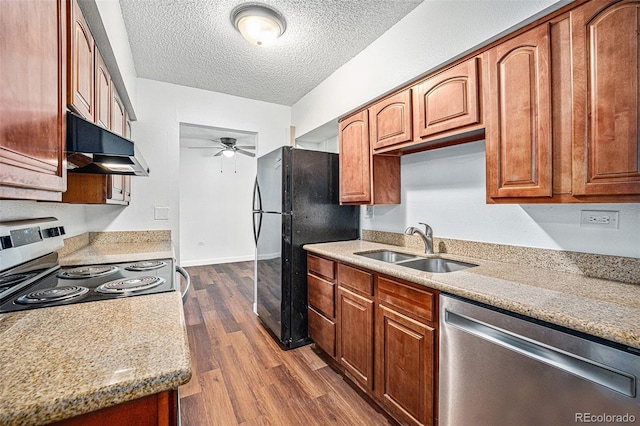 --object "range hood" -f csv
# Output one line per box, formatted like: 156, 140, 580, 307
66, 112, 150, 176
